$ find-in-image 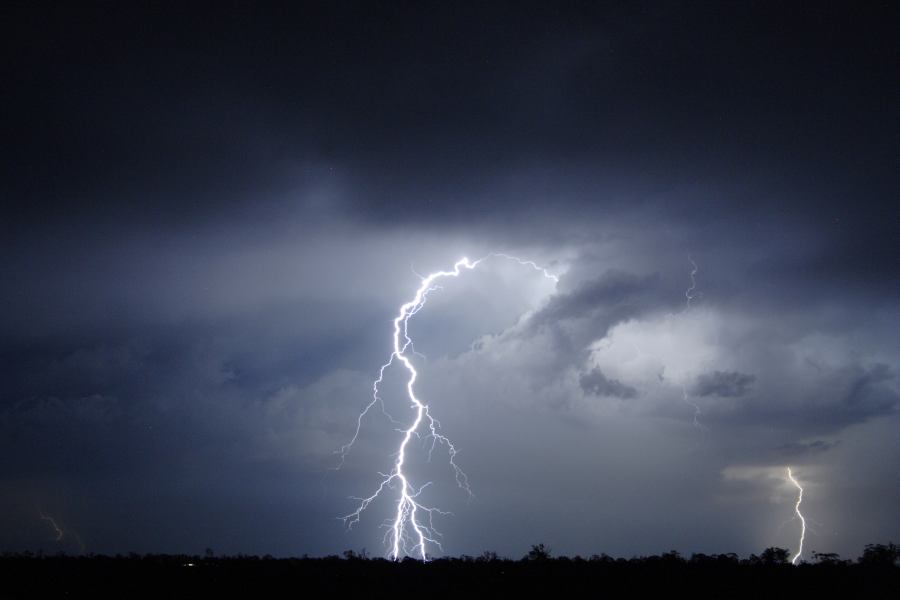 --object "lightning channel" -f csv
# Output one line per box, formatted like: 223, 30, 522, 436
620, 255, 707, 433
786, 467, 807, 565
338, 253, 558, 560
681, 385, 706, 432
679, 255, 706, 431
684, 255, 698, 311
40, 512, 64, 542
